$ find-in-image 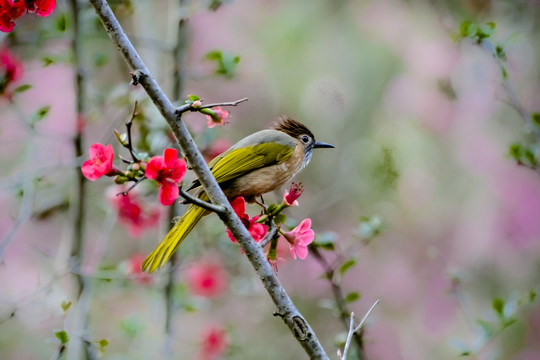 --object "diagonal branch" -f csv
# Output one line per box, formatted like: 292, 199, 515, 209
86, 1, 329, 358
